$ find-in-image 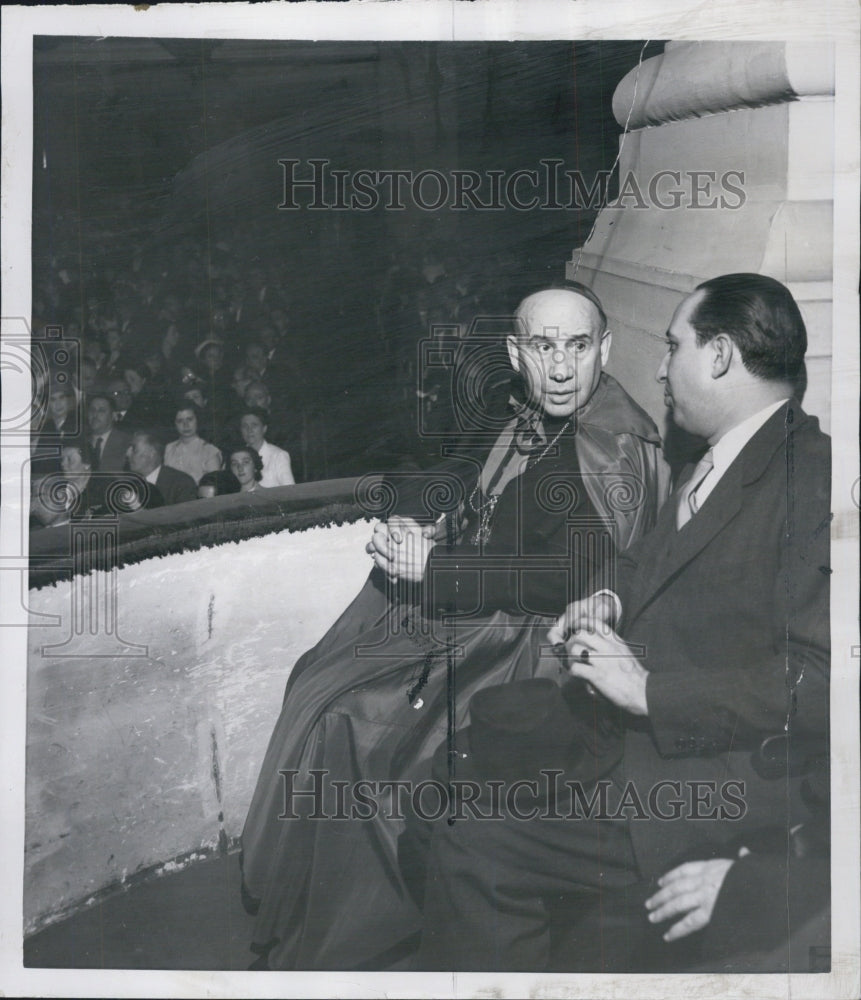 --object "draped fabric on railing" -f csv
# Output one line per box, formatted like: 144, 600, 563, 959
28, 477, 380, 591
